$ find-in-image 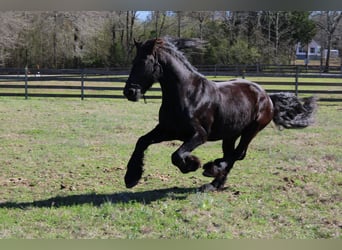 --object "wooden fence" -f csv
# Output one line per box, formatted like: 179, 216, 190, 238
0, 65, 341, 102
